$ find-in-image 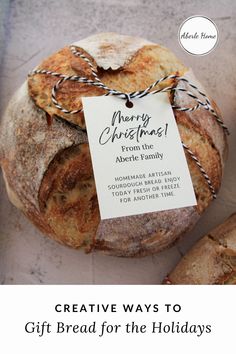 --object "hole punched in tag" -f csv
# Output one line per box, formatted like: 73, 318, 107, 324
125, 94, 133, 108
